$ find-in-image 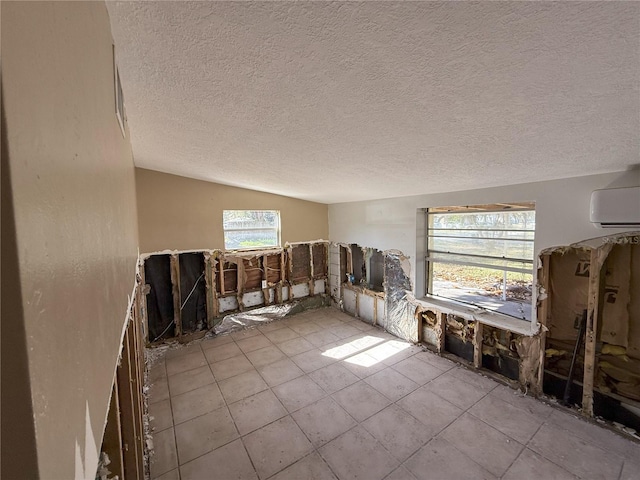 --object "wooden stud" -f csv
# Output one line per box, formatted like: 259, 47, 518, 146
437, 312, 446, 353
236, 259, 245, 311
204, 253, 215, 329
137, 262, 149, 346
102, 381, 124, 480
220, 255, 226, 296
473, 322, 483, 368
582, 248, 601, 417
536, 254, 551, 395
308, 244, 315, 296
170, 254, 181, 338
117, 328, 141, 479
